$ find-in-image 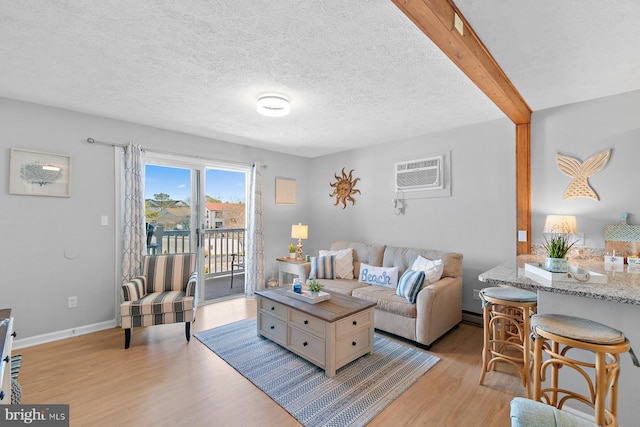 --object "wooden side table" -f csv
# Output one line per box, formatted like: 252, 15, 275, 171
276, 257, 308, 285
